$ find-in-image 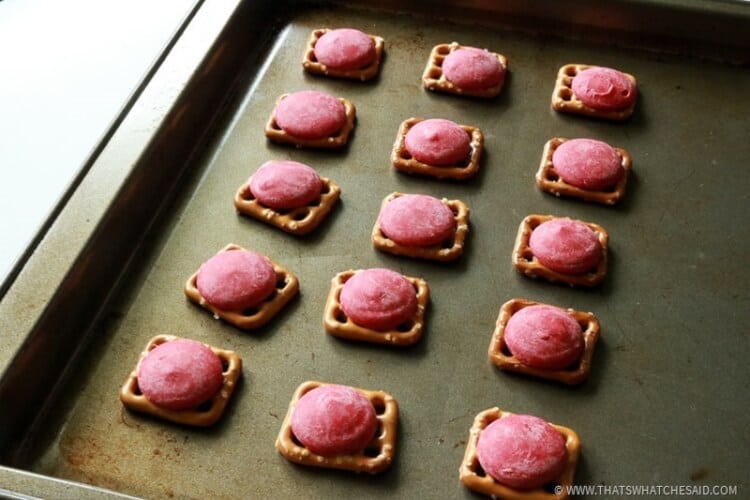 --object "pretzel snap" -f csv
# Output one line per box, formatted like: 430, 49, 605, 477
372, 192, 470, 262
536, 138, 632, 205
488, 298, 600, 385
551, 64, 637, 121
185, 244, 299, 330
512, 214, 609, 287
323, 270, 429, 347
234, 176, 341, 235
459, 408, 580, 499
264, 93, 356, 149
276, 381, 399, 474
391, 117, 484, 181
119, 335, 242, 427
302, 28, 385, 81
422, 42, 507, 98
